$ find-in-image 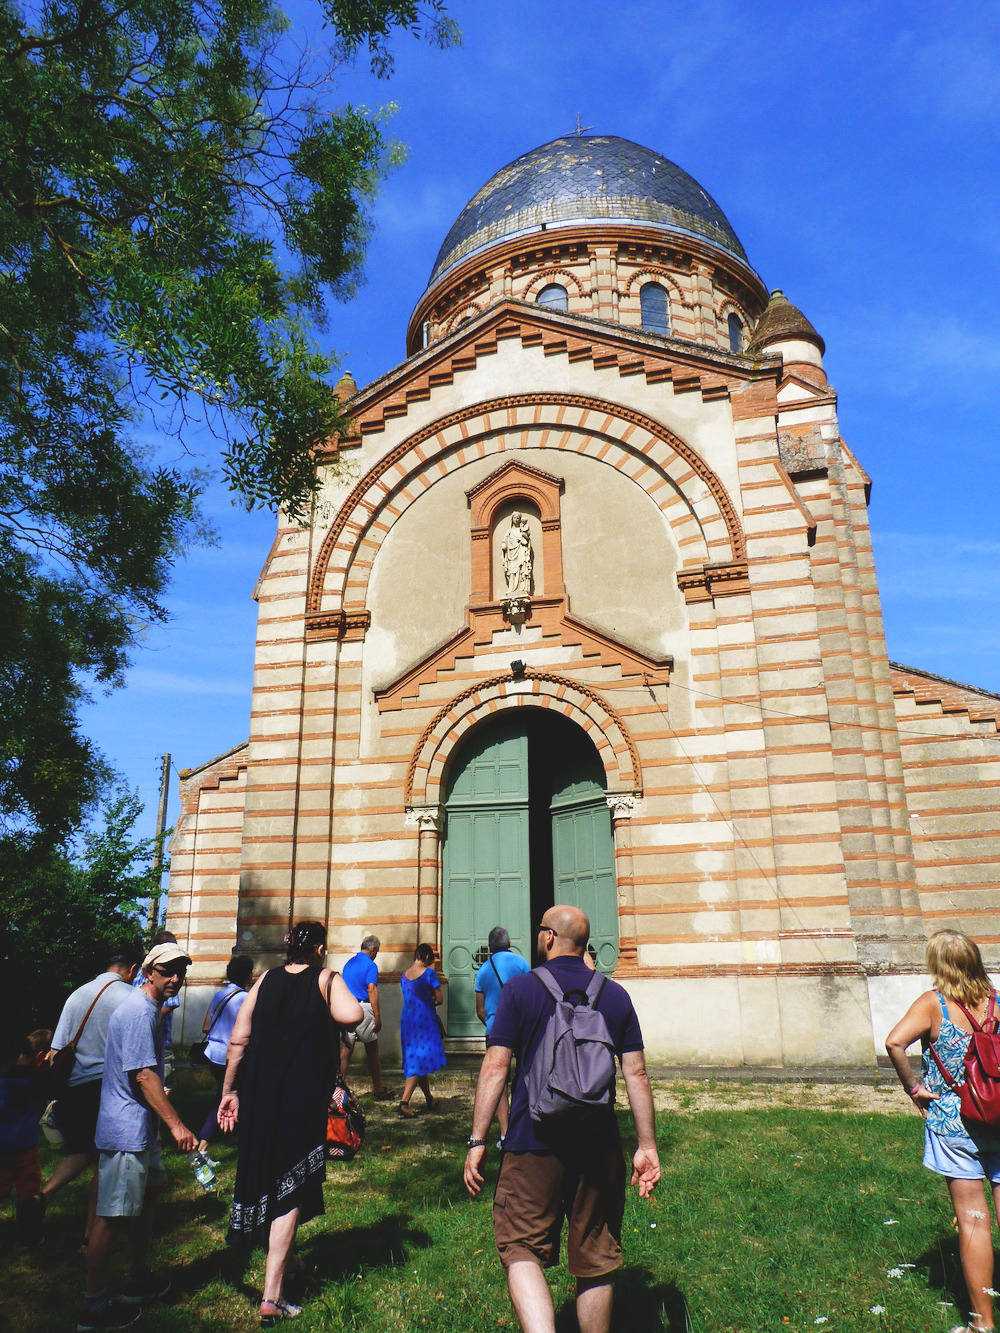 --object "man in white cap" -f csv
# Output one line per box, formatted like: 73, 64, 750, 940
78, 943, 199, 1331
